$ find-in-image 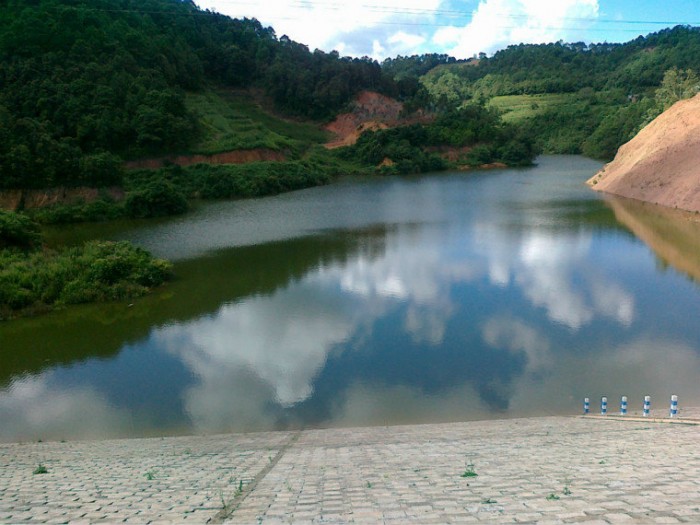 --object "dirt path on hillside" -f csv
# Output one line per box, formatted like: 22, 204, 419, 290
124, 148, 286, 170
